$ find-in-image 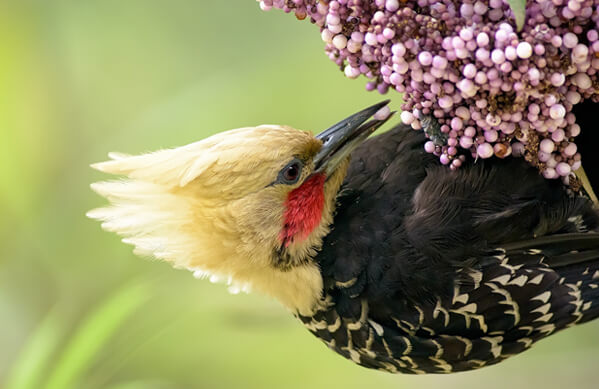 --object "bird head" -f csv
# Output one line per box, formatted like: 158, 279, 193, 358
88, 101, 392, 314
